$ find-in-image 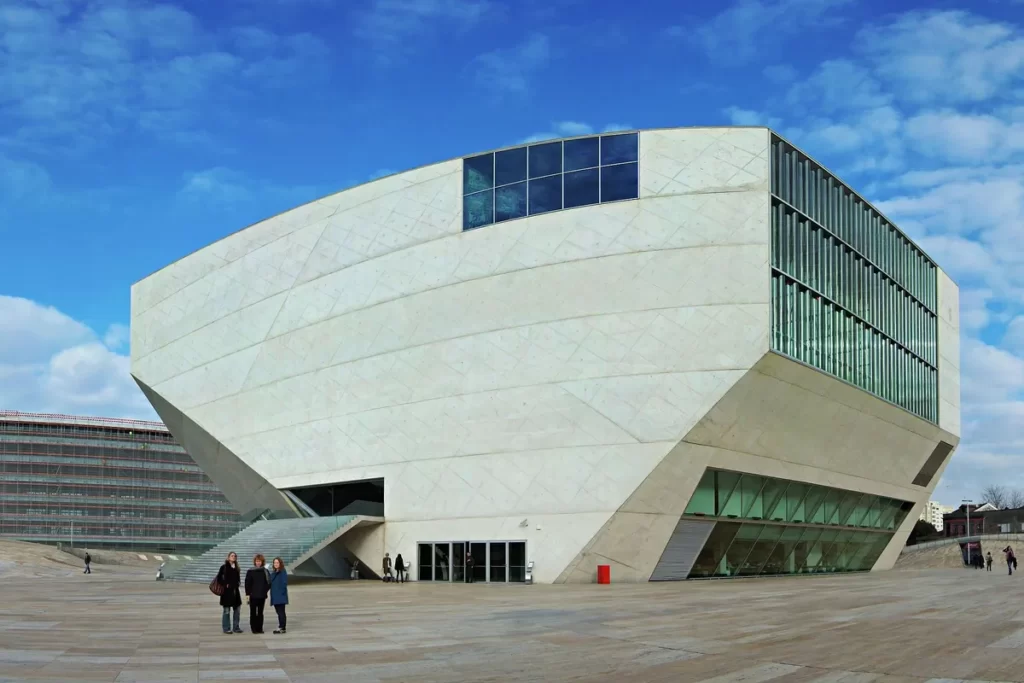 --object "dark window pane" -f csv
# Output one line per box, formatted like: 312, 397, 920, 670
688, 522, 740, 578
564, 136, 599, 171
601, 162, 638, 202
495, 182, 527, 223
464, 154, 494, 194
463, 190, 493, 230
563, 168, 599, 209
495, 147, 527, 186
737, 525, 782, 576
601, 132, 638, 165
529, 141, 561, 178
528, 175, 561, 215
